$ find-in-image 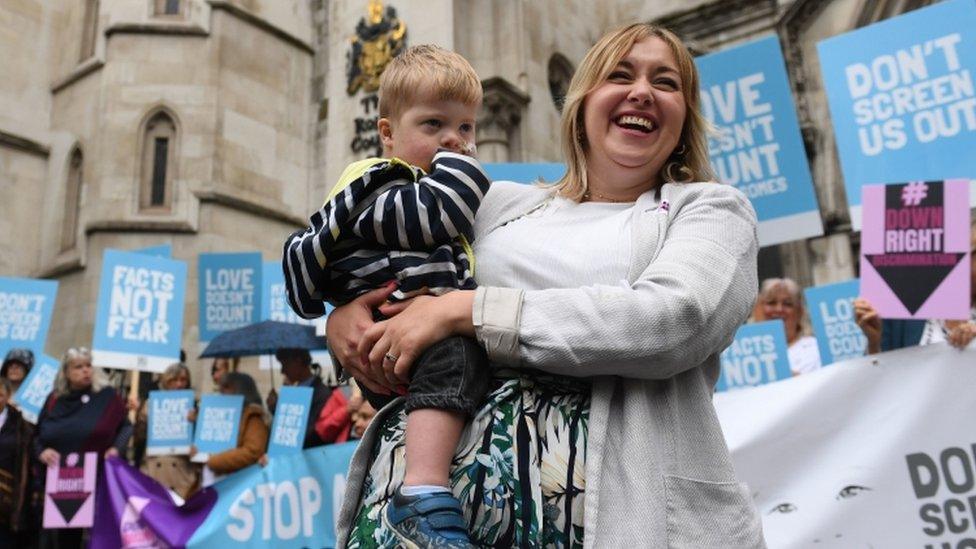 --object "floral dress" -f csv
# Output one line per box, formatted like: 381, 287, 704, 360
347, 370, 590, 548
